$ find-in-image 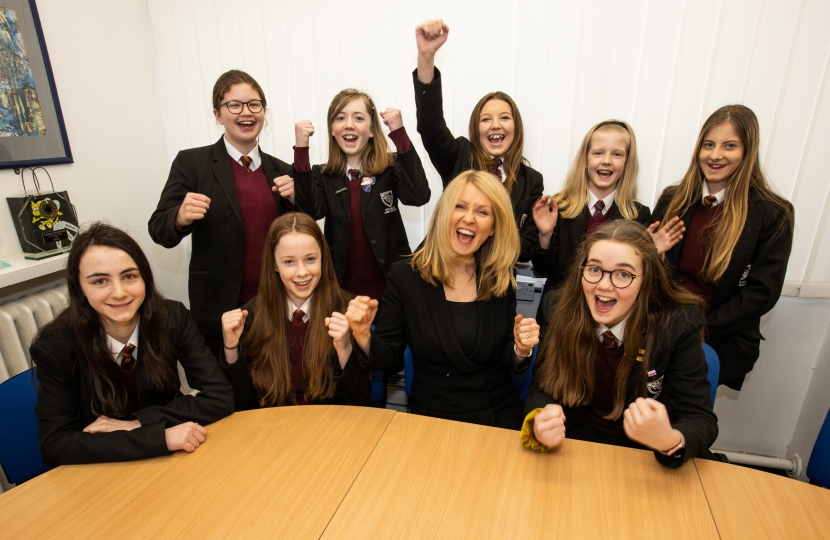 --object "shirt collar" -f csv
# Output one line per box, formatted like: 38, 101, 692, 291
107, 323, 140, 365
595, 317, 627, 345
287, 298, 311, 322
702, 181, 726, 206
223, 136, 262, 171
587, 189, 616, 215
